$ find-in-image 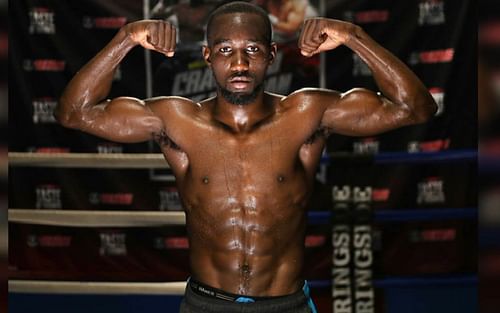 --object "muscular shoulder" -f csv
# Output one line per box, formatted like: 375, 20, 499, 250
279, 87, 341, 113
146, 96, 200, 114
